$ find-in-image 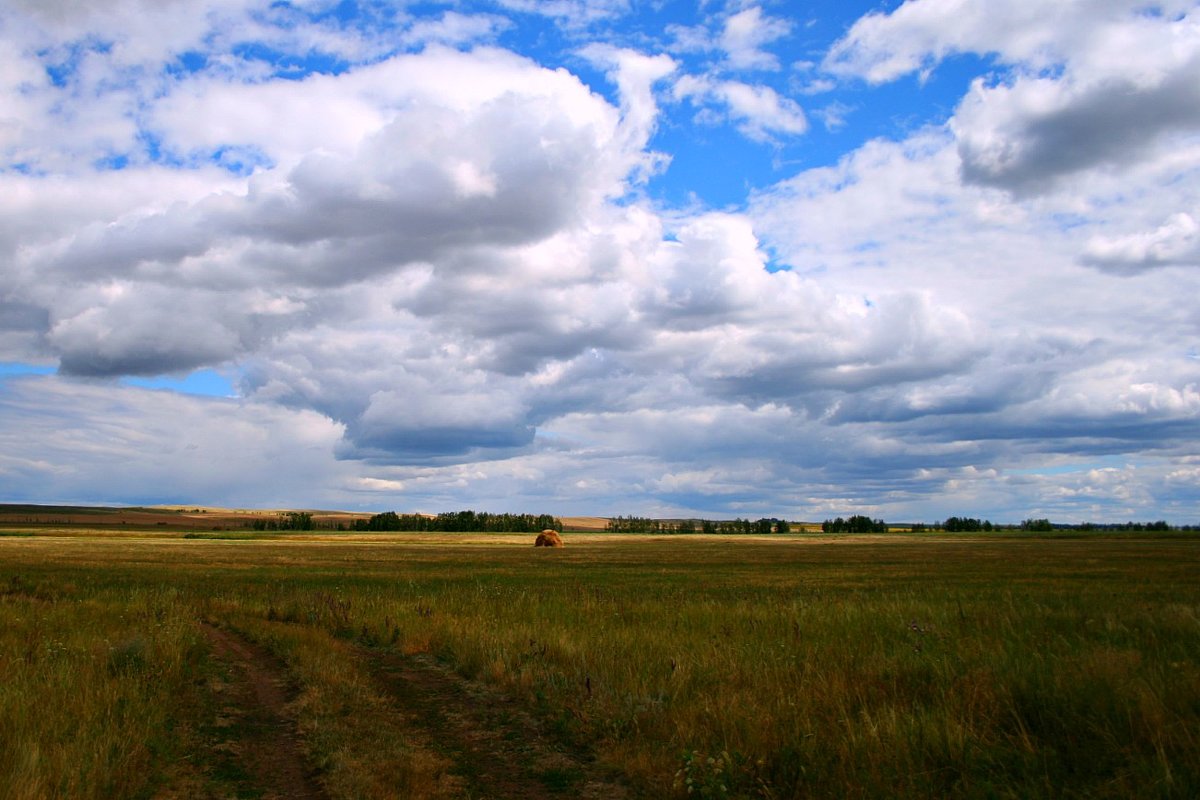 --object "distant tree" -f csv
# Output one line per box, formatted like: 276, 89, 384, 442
943, 516, 991, 532
775, 519, 790, 534
823, 515, 887, 533
280, 512, 313, 531
1021, 518, 1054, 532
368, 511, 402, 531
364, 510, 560, 533
607, 515, 656, 533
